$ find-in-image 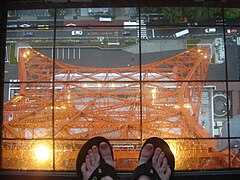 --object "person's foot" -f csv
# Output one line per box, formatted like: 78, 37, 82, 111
137, 143, 154, 180
99, 142, 115, 168
80, 142, 114, 180
137, 144, 171, 180
152, 147, 171, 180
137, 143, 154, 167
81, 145, 100, 180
